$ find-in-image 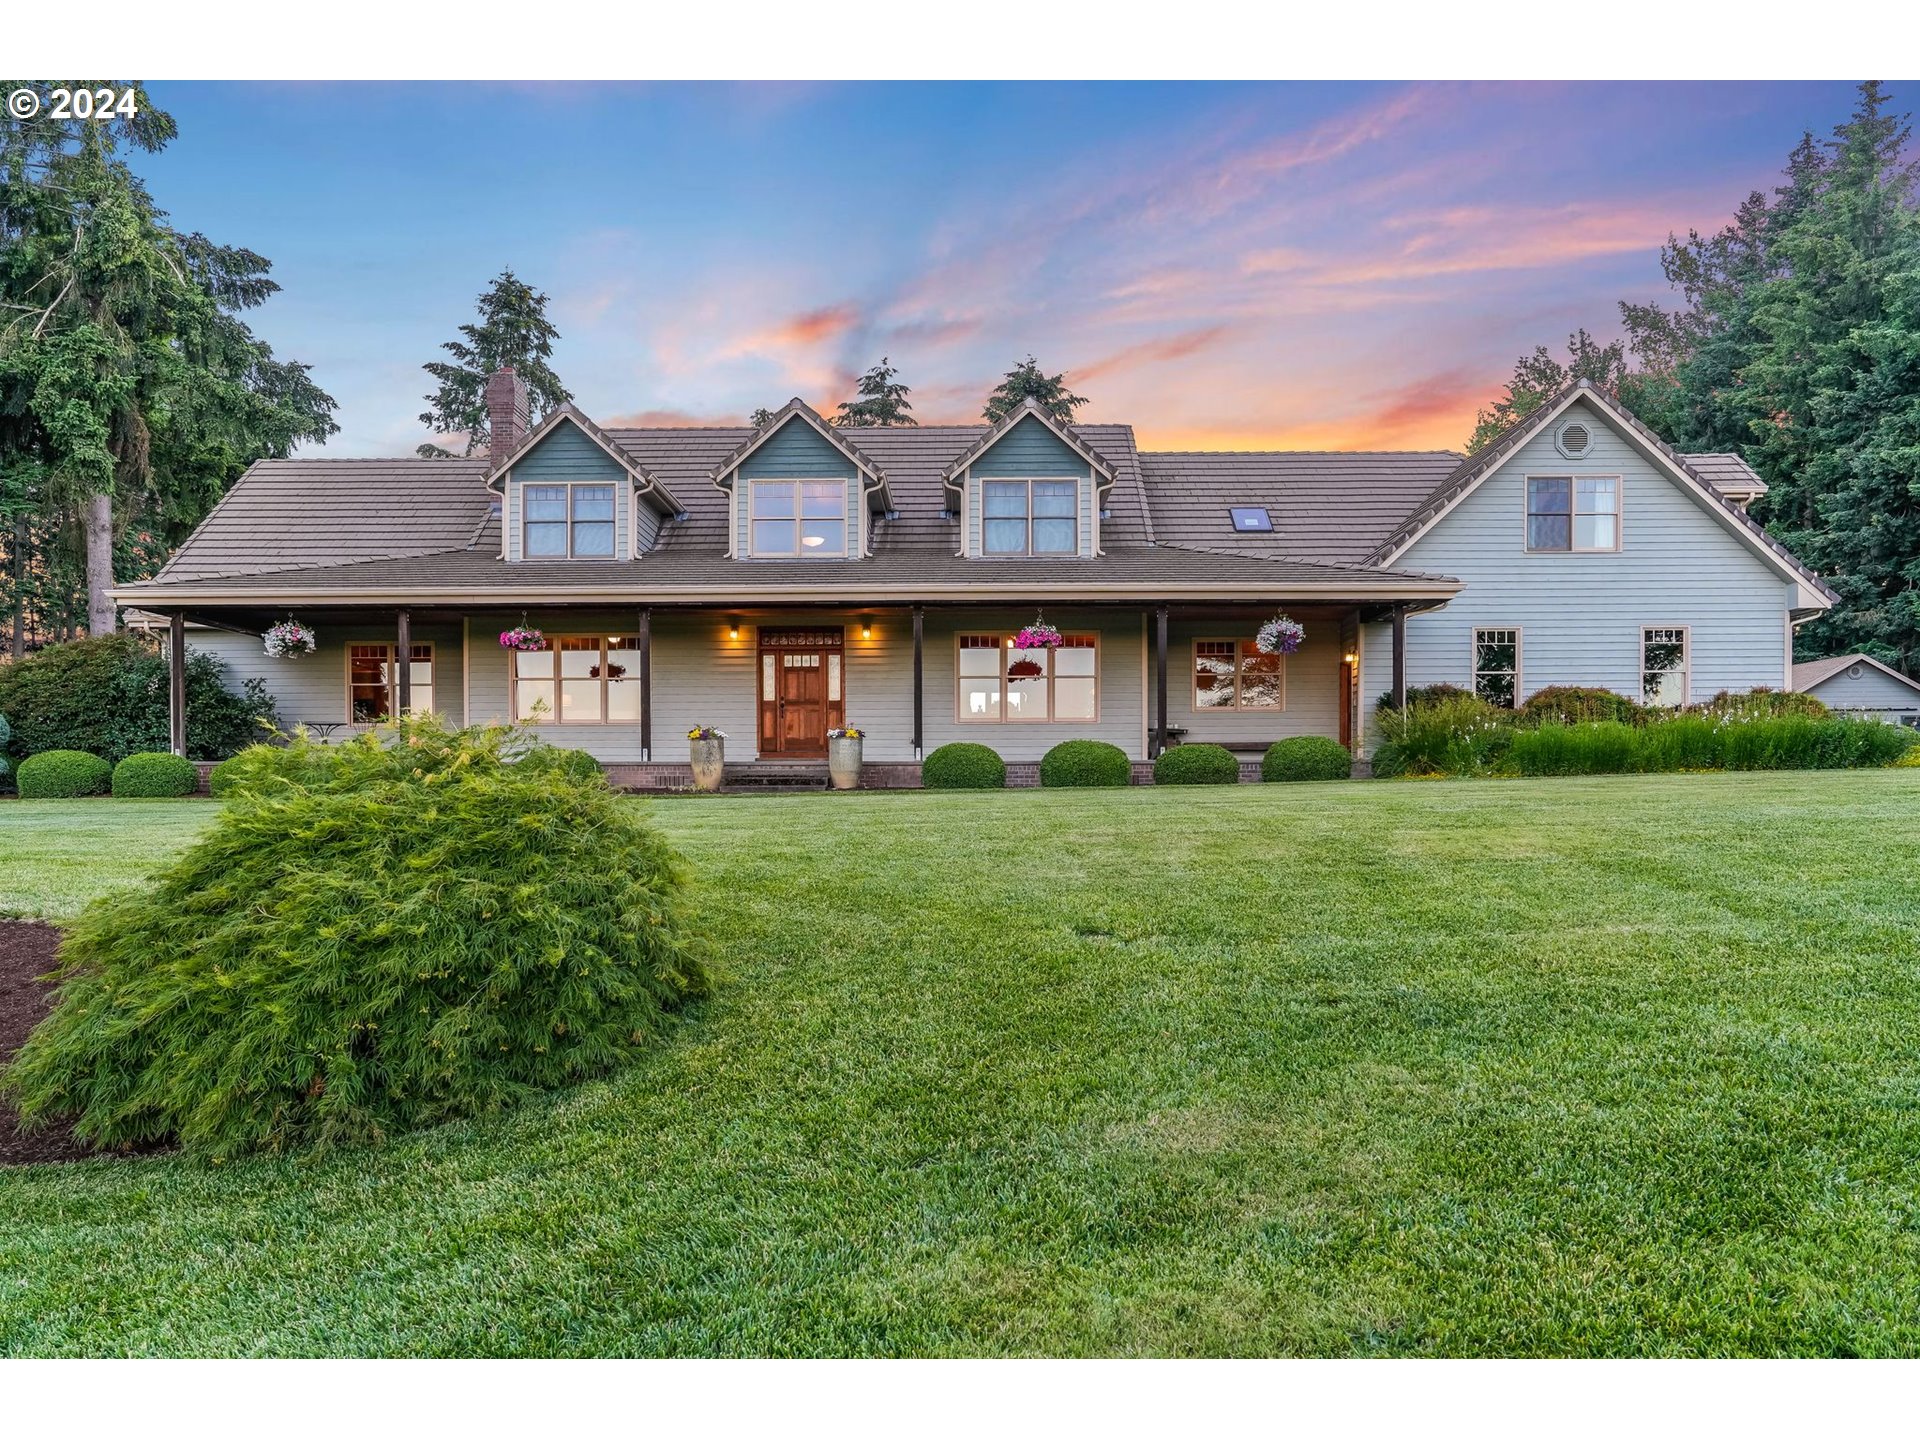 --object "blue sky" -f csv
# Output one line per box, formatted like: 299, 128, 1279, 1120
138, 80, 1874, 455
